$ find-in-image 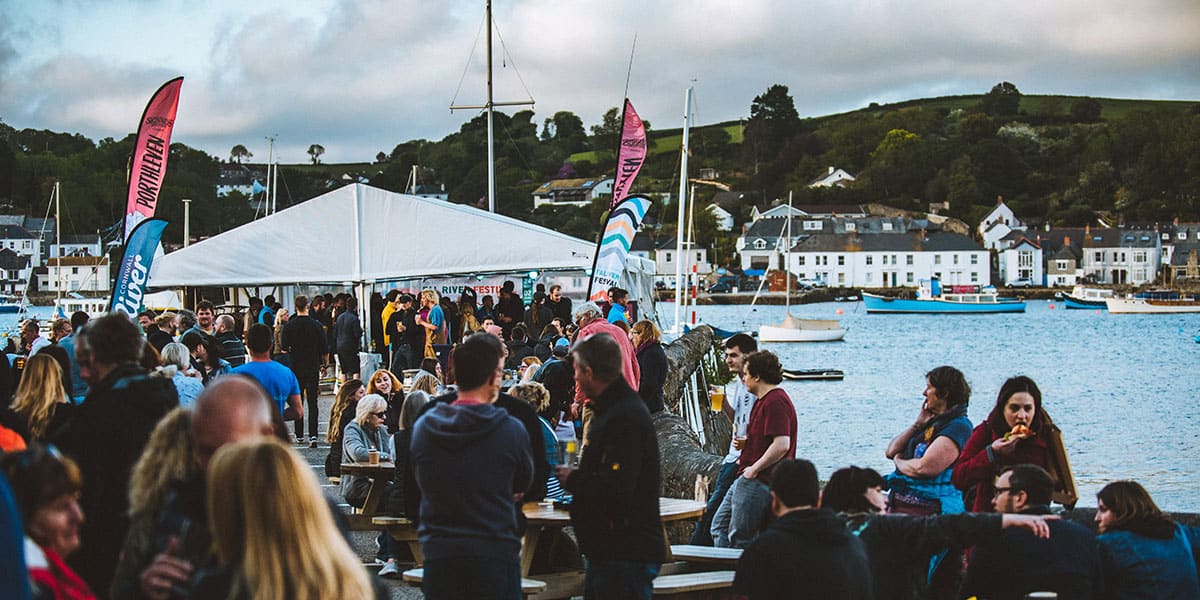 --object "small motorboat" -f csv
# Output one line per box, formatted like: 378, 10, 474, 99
782, 368, 844, 381
1062, 285, 1112, 310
